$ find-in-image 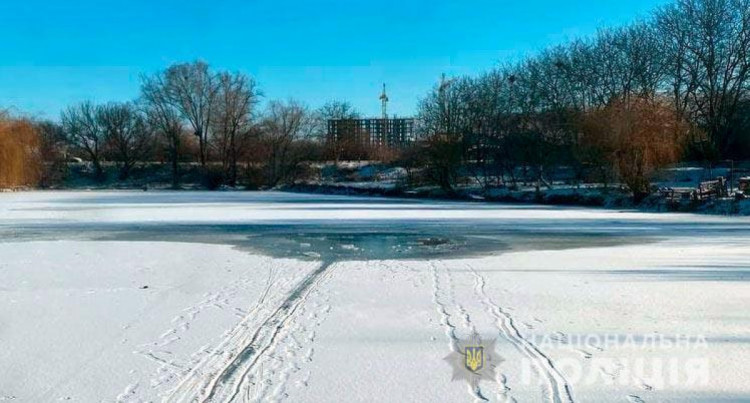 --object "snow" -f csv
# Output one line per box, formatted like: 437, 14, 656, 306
0, 240, 317, 402
655, 166, 733, 189
0, 190, 729, 224
0, 190, 749, 402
